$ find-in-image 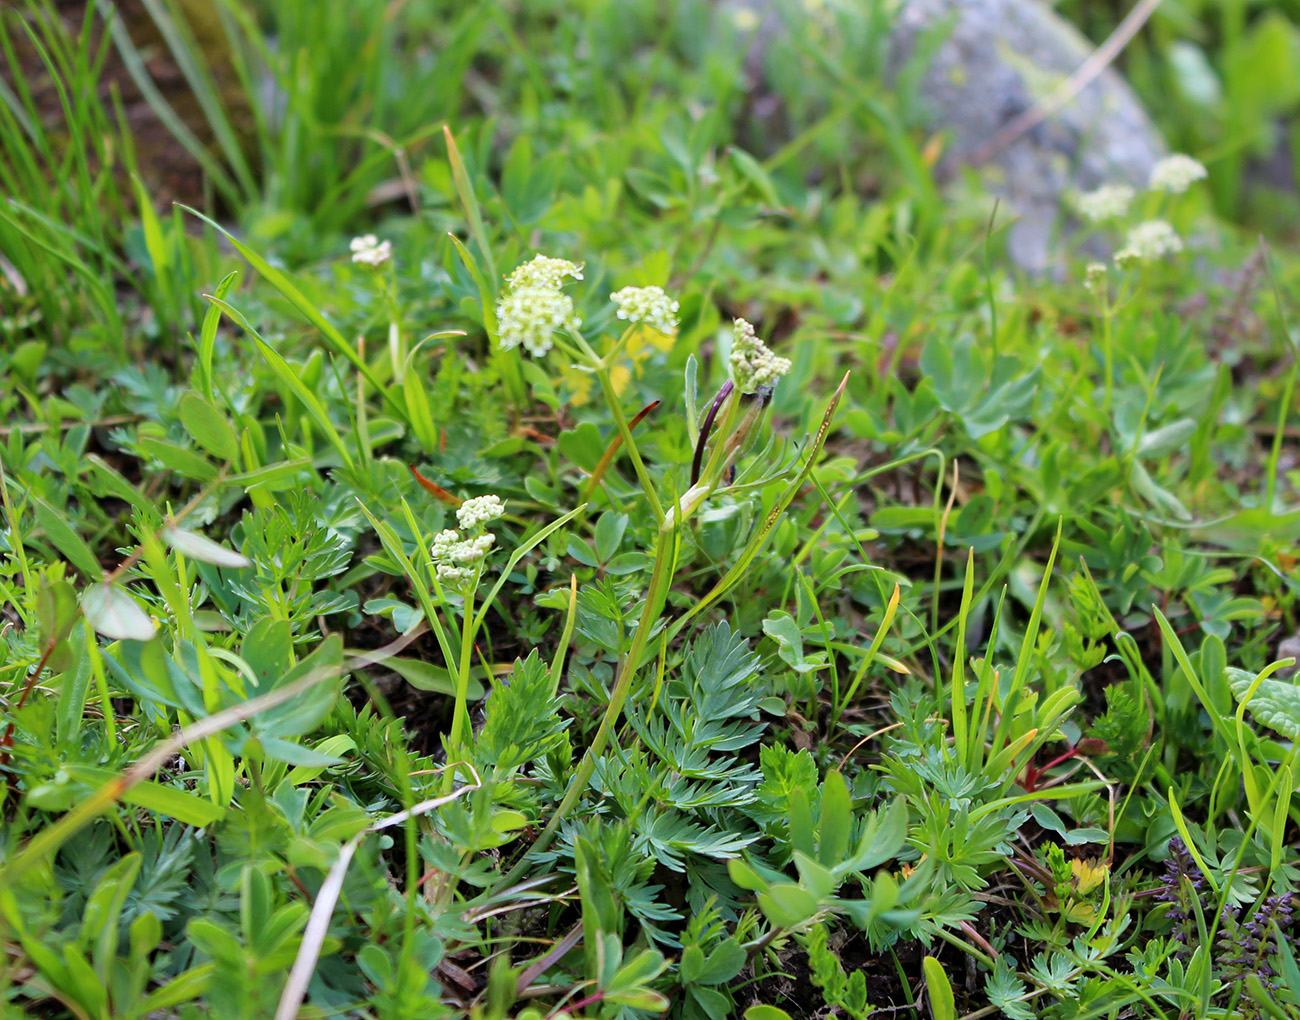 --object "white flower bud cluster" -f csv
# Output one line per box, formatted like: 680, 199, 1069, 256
1074, 185, 1134, 223
350, 234, 392, 266
429, 494, 505, 594
496, 254, 584, 358
1149, 154, 1207, 194
610, 285, 680, 334
456, 494, 505, 530
508, 255, 584, 289
1084, 262, 1108, 294
431, 528, 496, 591
729, 318, 792, 394
1114, 220, 1183, 266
